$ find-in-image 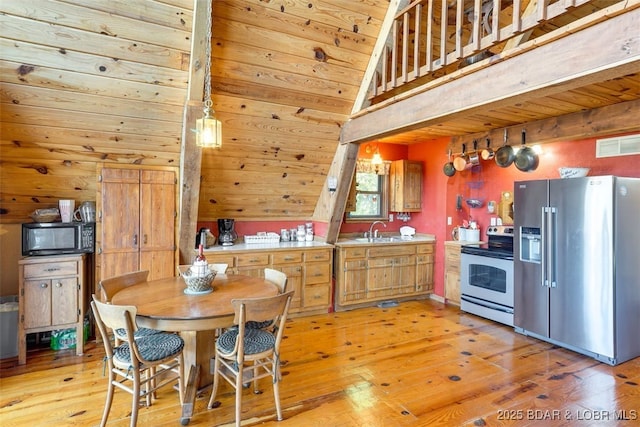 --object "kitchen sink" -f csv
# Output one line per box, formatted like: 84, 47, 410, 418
353, 236, 398, 243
